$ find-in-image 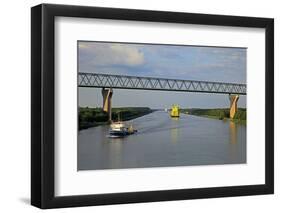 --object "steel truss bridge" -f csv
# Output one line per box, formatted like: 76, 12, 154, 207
78, 72, 246, 95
